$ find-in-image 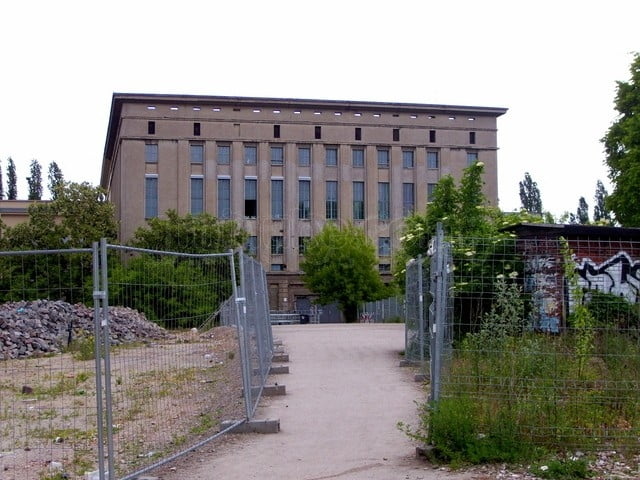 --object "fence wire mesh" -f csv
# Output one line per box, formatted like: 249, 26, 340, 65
427, 233, 640, 452
358, 296, 405, 323
0, 249, 99, 480
0, 243, 273, 480
238, 253, 273, 419
404, 256, 429, 363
